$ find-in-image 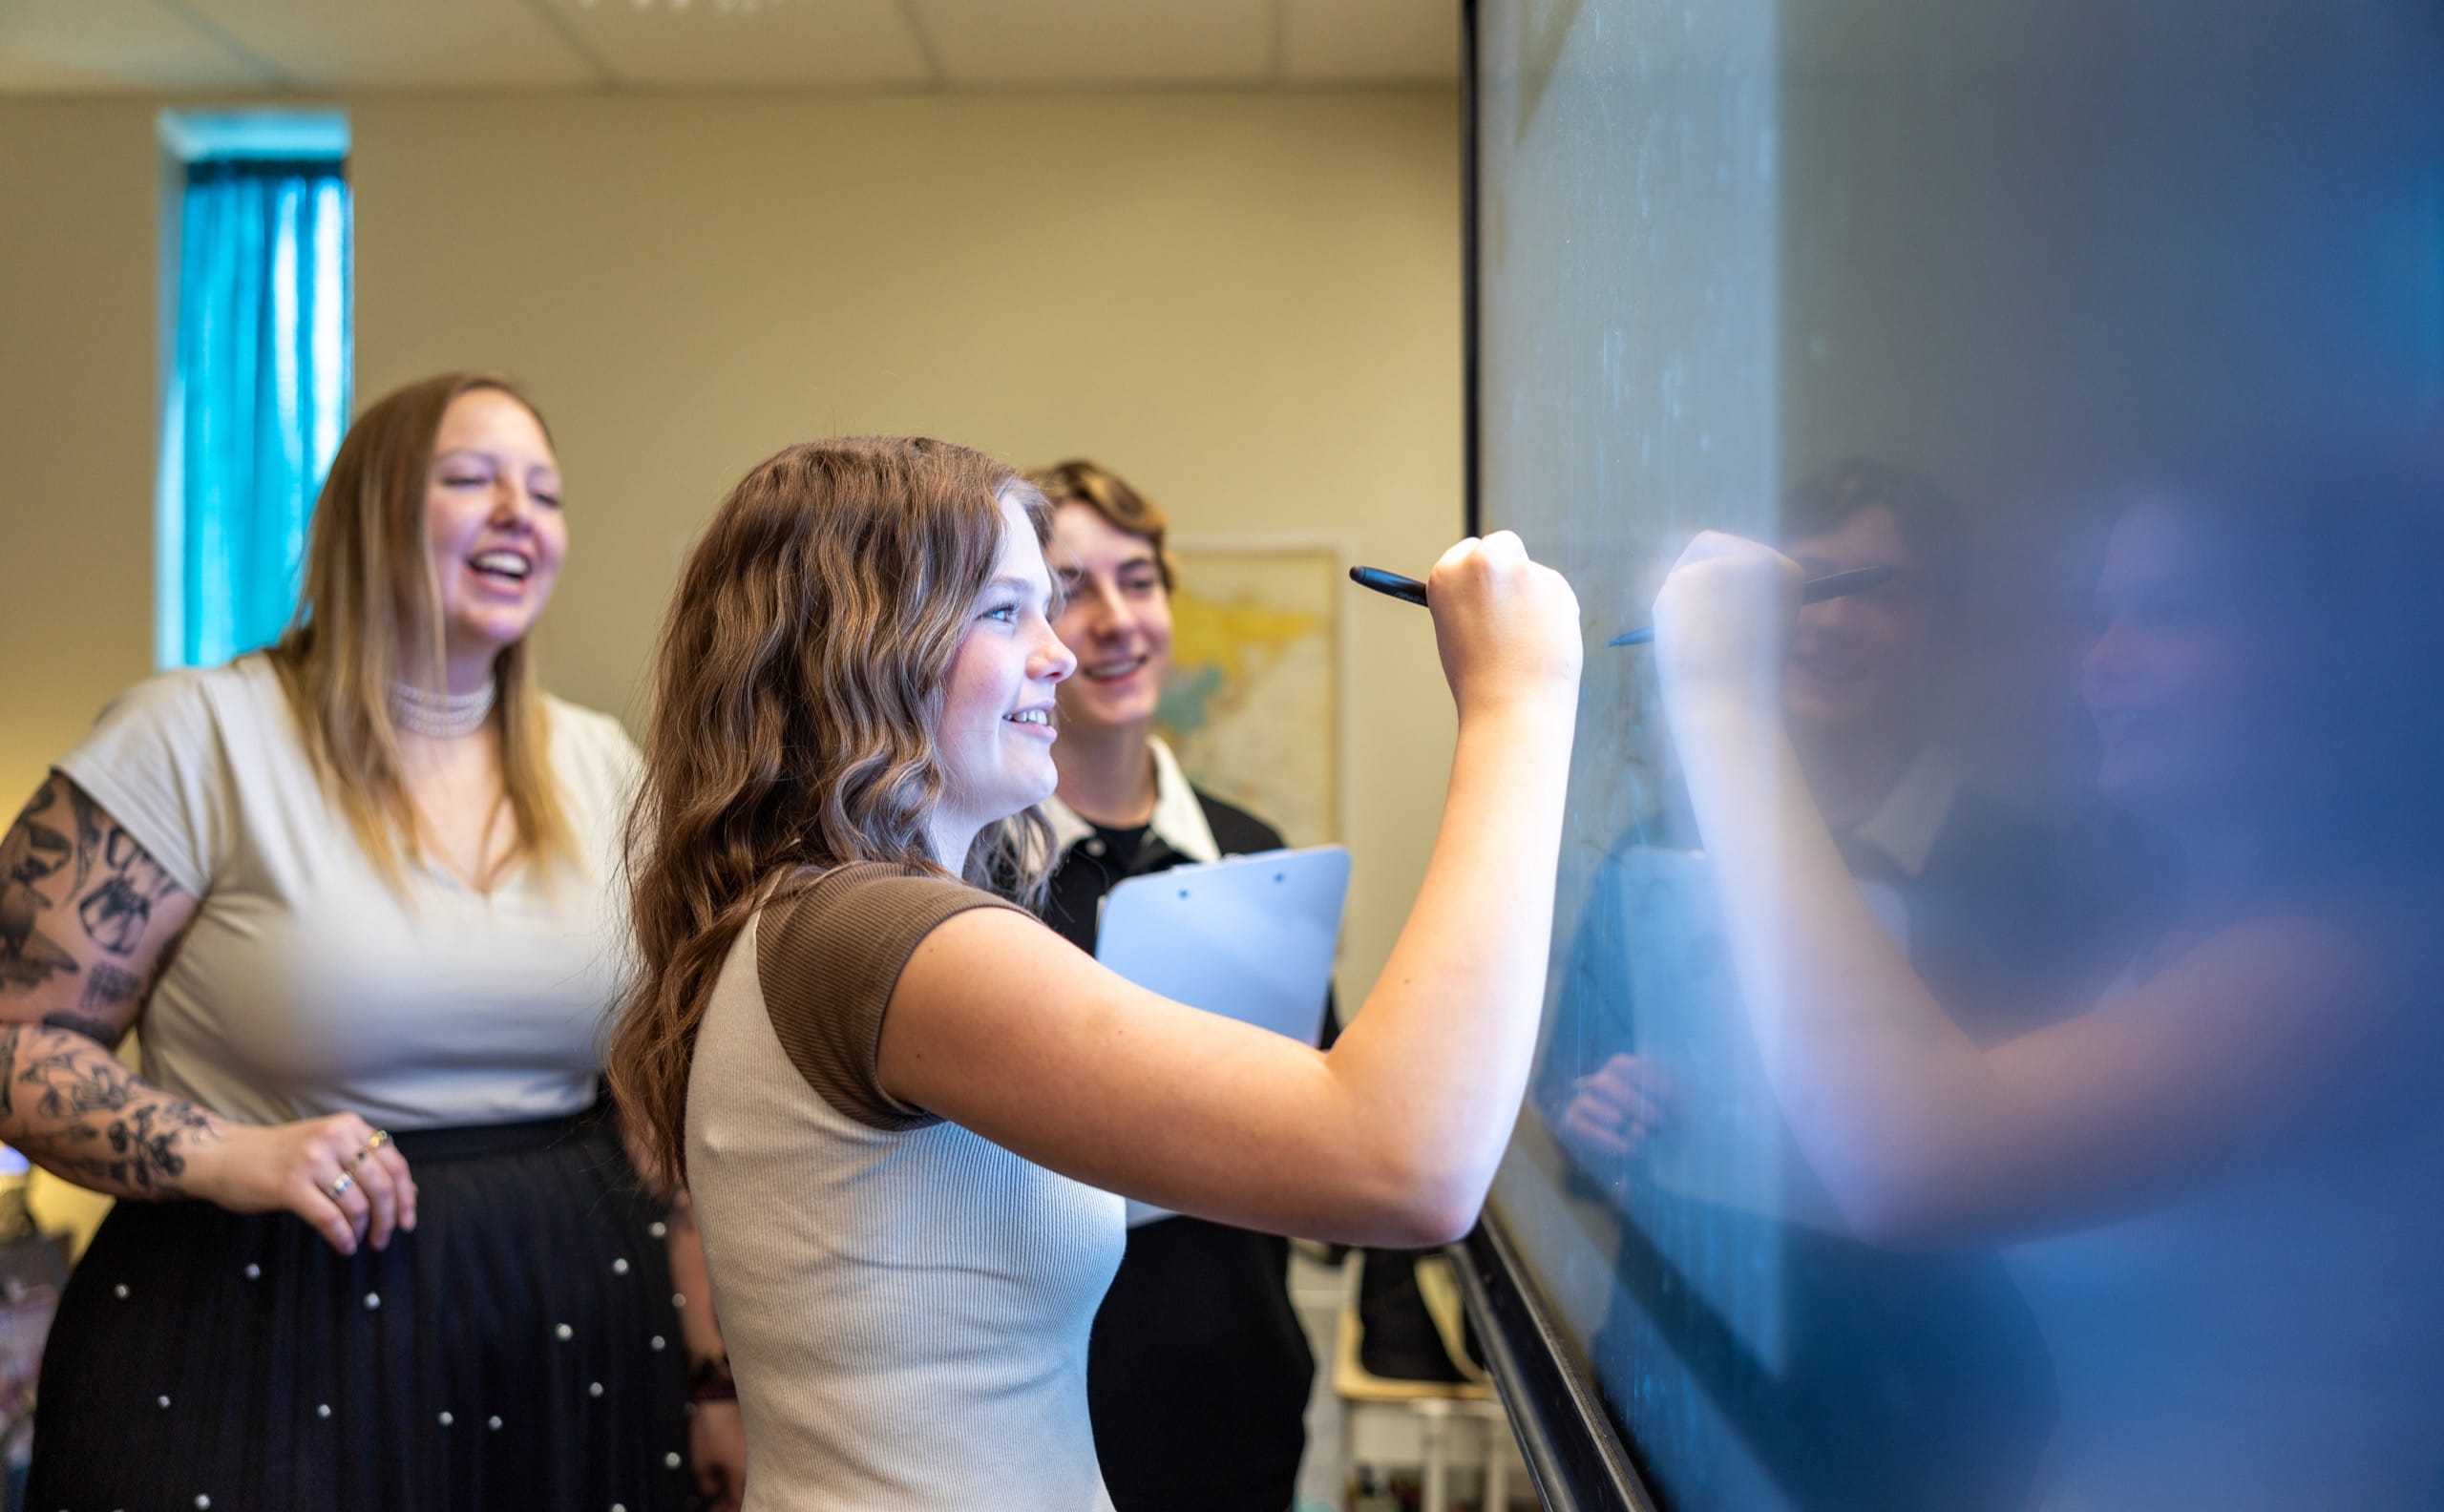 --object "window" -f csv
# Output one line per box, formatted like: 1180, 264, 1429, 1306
156, 111, 351, 670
